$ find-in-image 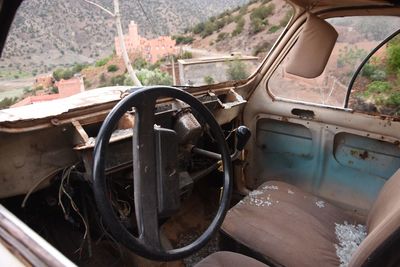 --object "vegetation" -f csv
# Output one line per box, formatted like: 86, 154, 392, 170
0, 97, 18, 109
172, 35, 194, 45
132, 57, 148, 70
216, 32, 229, 42
136, 69, 173, 86
354, 36, 400, 115
204, 76, 215, 85
53, 63, 87, 81
226, 59, 249, 80
387, 36, 400, 73
95, 55, 112, 67
232, 17, 245, 36
178, 51, 193, 60
337, 46, 368, 68
249, 4, 275, 34
268, 25, 280, 33
53, 68, 74, 81
252, 40, 272, 56
107, 64, 119, 72
361, 63, 386, 81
